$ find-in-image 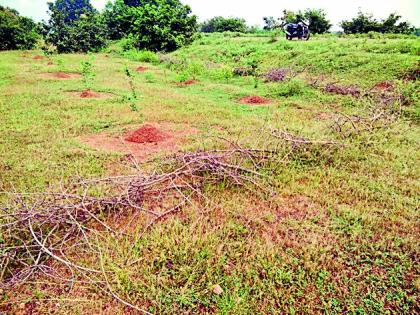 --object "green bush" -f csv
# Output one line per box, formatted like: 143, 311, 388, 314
123, 50, 159, 63
0, 6, 39, 50
268, 79, 306, 97
200, 17, 247, 33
